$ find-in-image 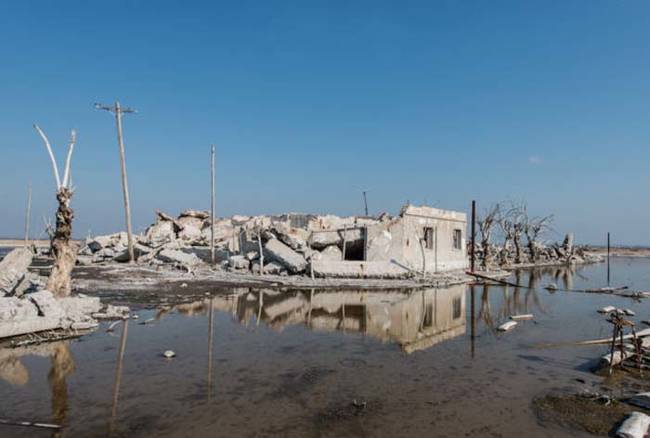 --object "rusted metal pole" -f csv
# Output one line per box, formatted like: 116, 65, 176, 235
470, 200, 476, 273
210, 145, 215, 265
